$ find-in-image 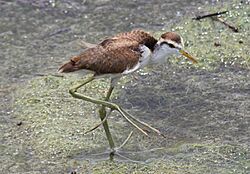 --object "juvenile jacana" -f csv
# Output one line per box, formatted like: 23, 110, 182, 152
59, 29, 197, 157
